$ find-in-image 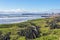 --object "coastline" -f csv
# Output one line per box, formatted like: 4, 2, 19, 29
0, 16, 60, 40
0, 17, 44, 24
